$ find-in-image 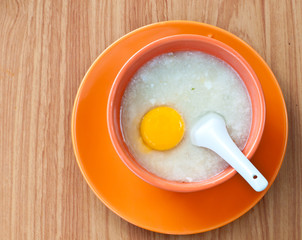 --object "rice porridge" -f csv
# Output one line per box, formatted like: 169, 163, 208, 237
120, 51, 252, 182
